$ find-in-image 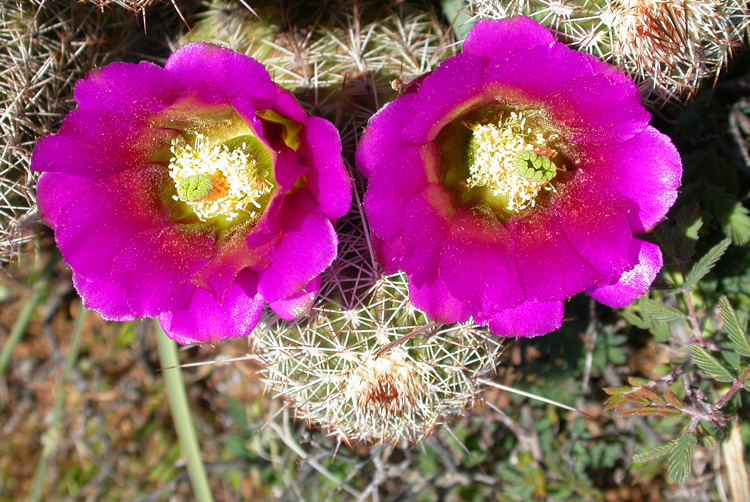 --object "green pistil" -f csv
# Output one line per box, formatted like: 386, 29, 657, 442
176, 174, 213, 202
513, 151, 557, 184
